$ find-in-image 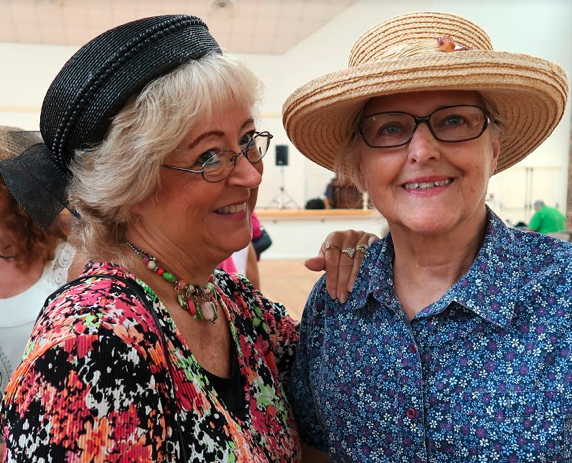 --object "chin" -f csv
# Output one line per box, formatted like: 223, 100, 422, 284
226, 233, 253, 253
395, 215, 457, 235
